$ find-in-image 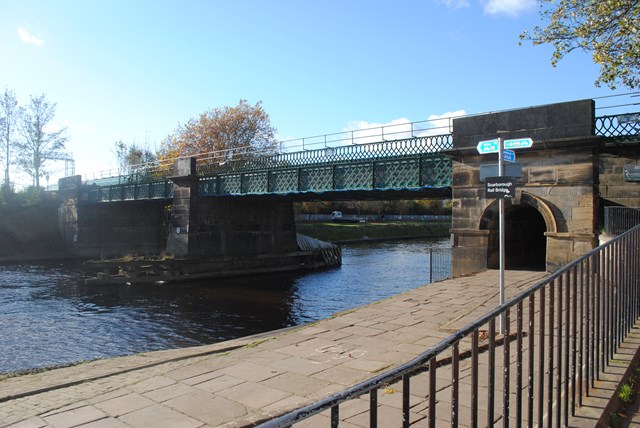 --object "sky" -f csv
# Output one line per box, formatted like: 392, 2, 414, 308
1, 0, 638, 187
